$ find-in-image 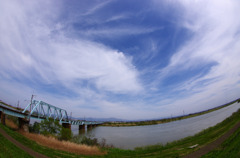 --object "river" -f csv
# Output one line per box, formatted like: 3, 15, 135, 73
72, 102, 240, 149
